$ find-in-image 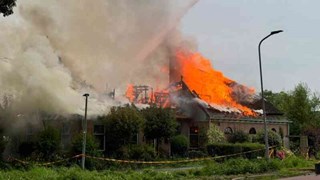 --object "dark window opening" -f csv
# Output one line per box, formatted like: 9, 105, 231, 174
61, 122, 71, 150
272, 128, 277, 132
190, 126, 199, 148
94, 125, 105, 151
249, 128, 256, 134
224, 127, 233, 134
